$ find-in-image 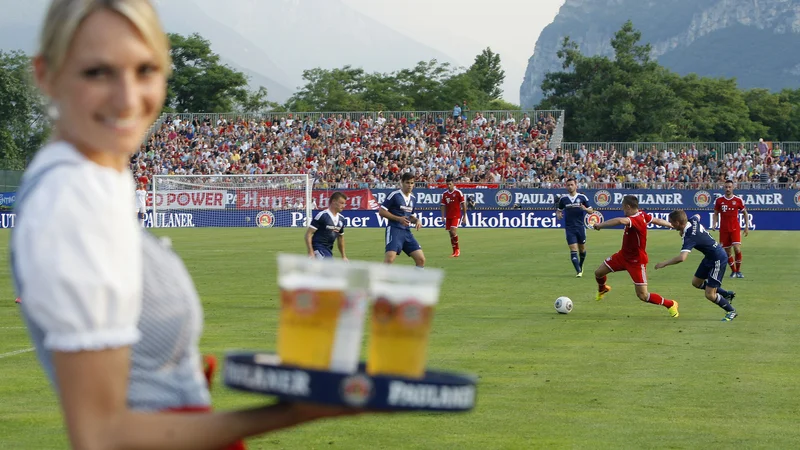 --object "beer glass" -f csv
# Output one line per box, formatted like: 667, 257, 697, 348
276, 254, 367, 373
366, 265, 444, 378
